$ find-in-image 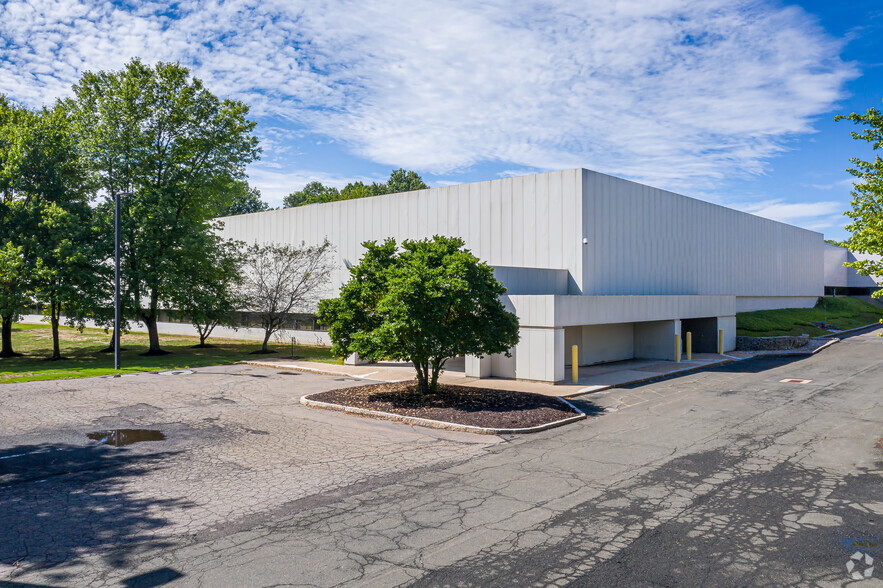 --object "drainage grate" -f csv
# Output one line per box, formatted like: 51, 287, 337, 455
780, 378, 812, 384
